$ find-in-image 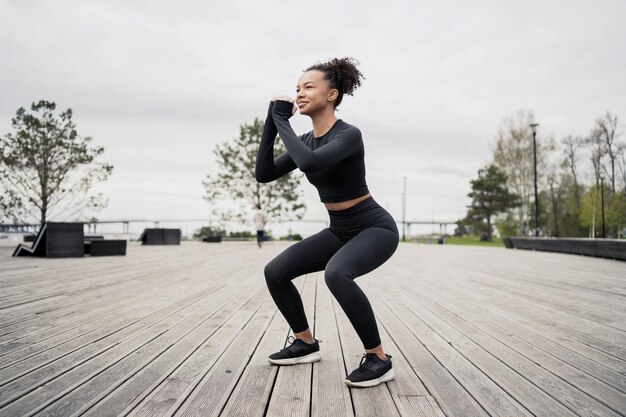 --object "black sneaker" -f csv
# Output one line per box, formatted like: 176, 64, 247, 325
268, 336, 322, 365
344, 353, 394, 388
